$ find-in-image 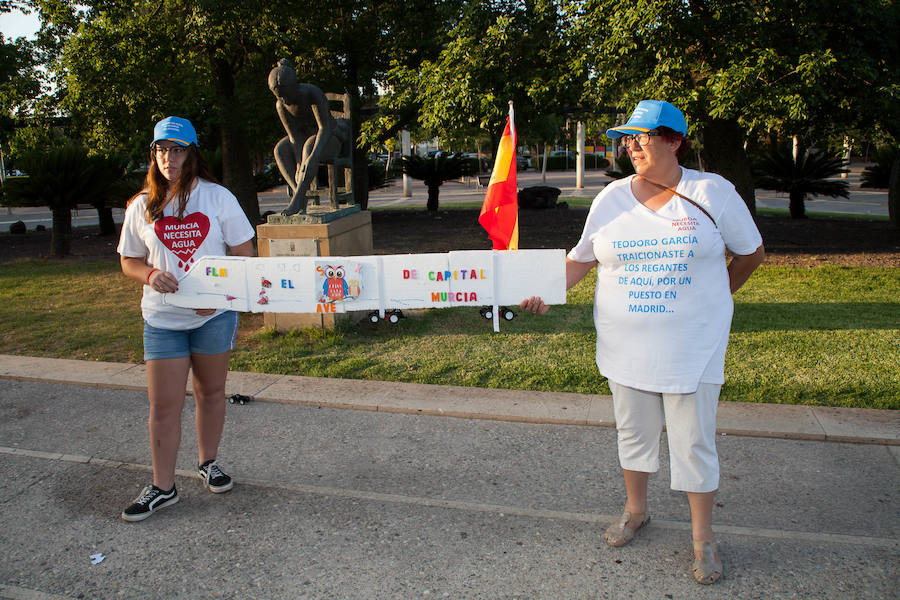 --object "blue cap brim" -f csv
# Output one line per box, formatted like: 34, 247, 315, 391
150, 138, 192, 148
605, 125, 654, 139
